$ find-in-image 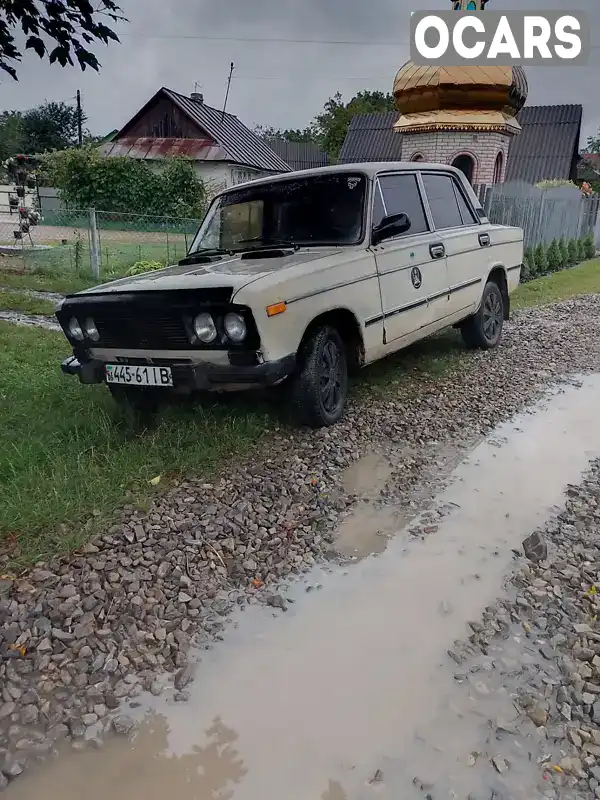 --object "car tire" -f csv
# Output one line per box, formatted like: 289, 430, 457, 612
290, 325, 348, 428
460, 280, 504, 350
108, 385, 163, 415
